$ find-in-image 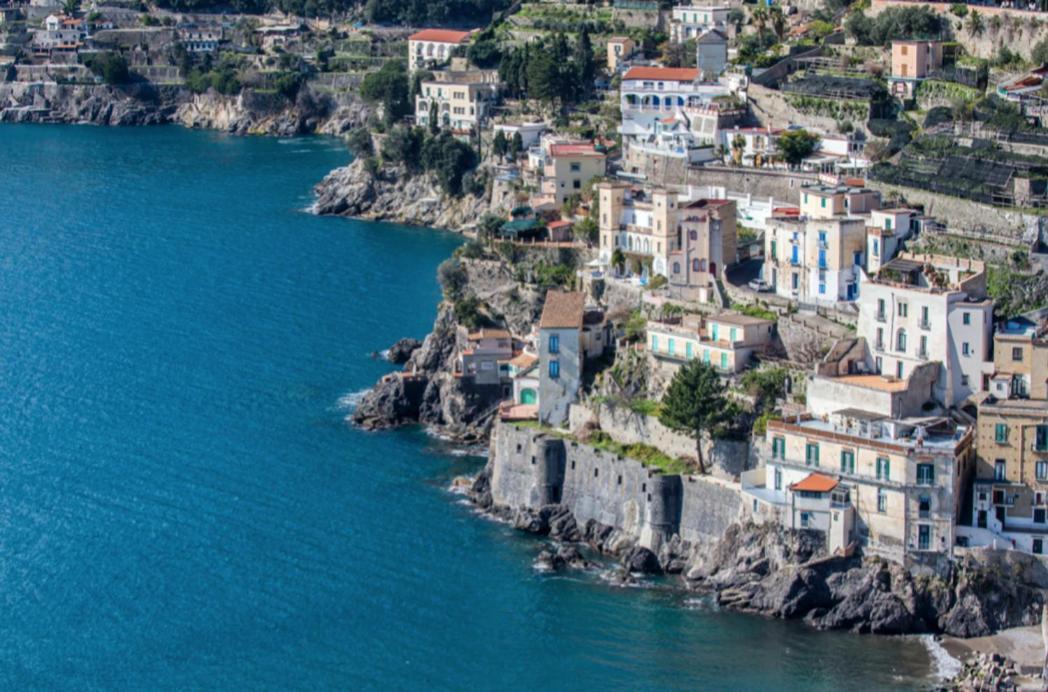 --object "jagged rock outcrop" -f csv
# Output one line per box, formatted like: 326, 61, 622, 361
0, 83, 182, 125
0, 82, 370, 135
459, 258, 545, 336
385, 338, 422, 364
472, 464, 1045, 638
174, 87, 369, 136
351, 303, 503, 440
686, 523, 1045, 637
312, 158, 492, 232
